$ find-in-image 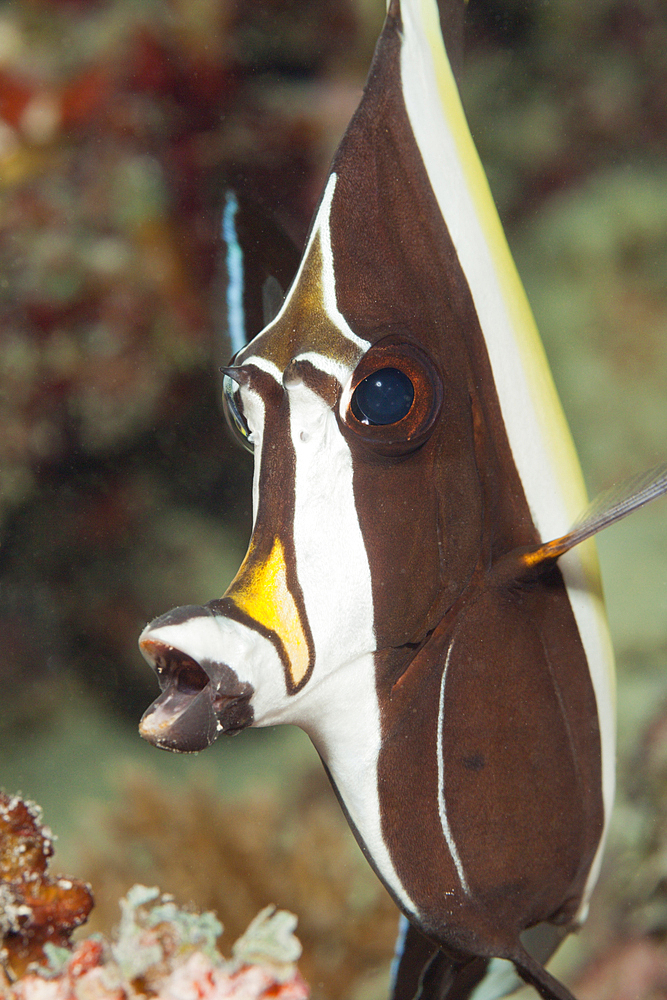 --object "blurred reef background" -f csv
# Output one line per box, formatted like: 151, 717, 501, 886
0, 0, 666, 998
